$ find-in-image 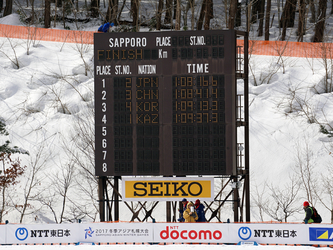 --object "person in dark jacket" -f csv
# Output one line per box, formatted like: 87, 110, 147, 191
178, 198, 188, 222
194, 199, 206, 222
303, 201, 322, 224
